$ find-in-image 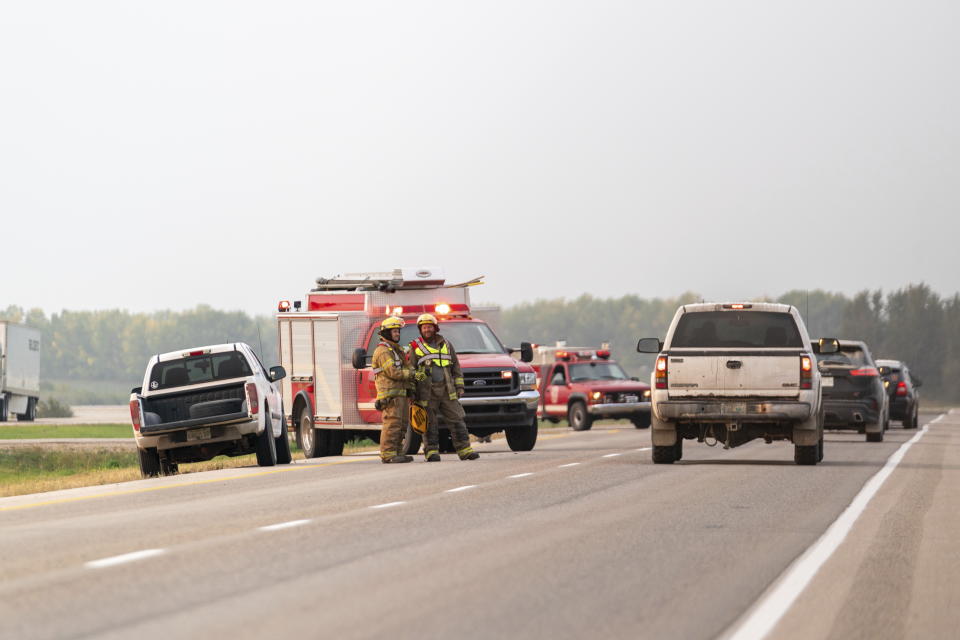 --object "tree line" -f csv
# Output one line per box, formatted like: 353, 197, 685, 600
1, 282, 957, 403
499, 283, 959, 403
